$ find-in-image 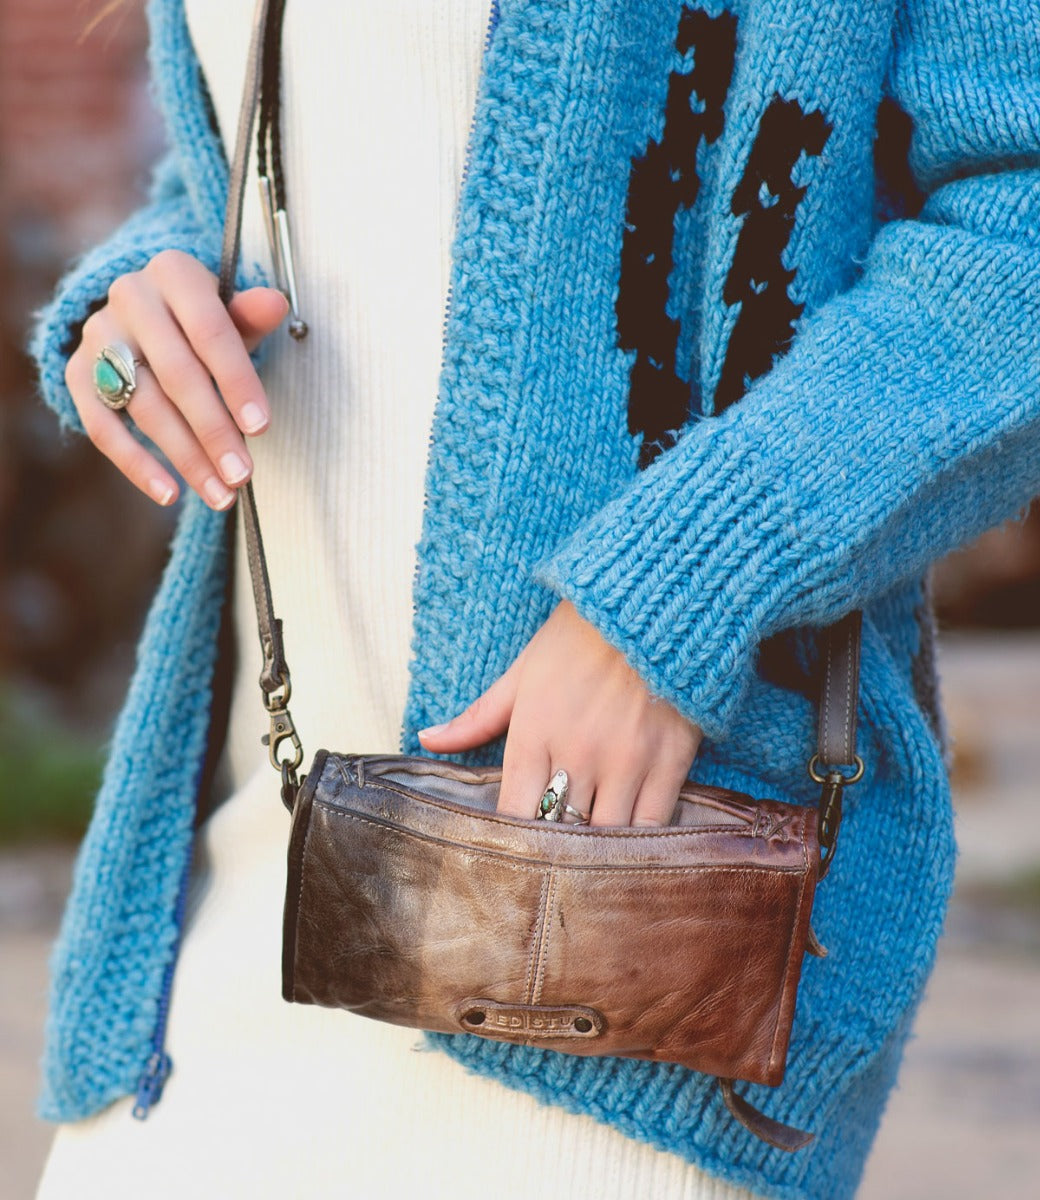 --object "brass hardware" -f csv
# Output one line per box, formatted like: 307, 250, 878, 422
262, 668, 292, 711
816, 769, 847, 880
262, 704, 303, 772
807, 753, 864, 786
808, 755, 863, 878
